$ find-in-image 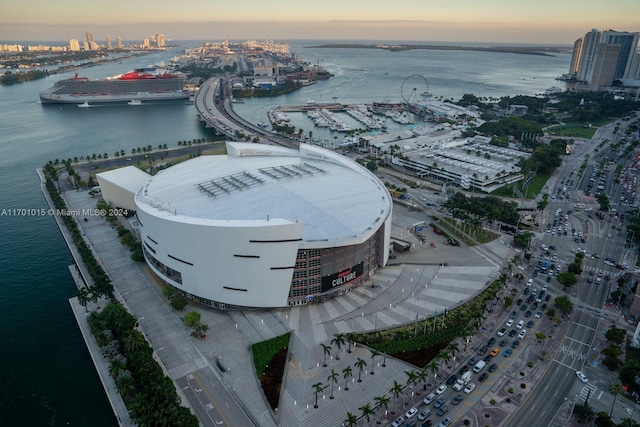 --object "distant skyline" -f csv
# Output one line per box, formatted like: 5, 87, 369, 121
2, 0, 639, 44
